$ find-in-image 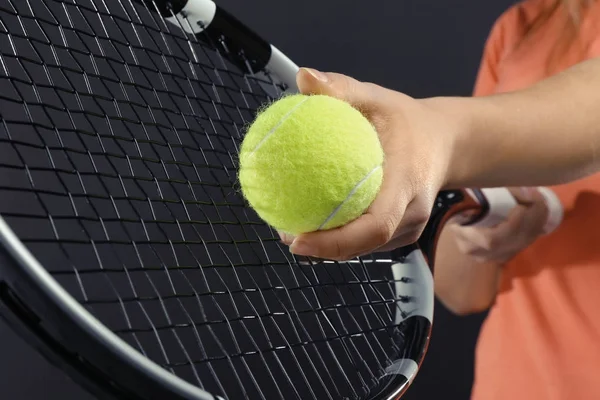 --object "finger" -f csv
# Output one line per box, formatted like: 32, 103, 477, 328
484, 205, 530, 240
370, 194, 434, 254
453, 196, 546, 261
288, 153, 412, 260
289, 178, 410, 260
290, 199, 429, 261
296, 68, 379, 114
517, 190, 550, 234
453, 226, 513, 261
500, 188, 548, 233
452, 209, 524, 252
389, 195, 433, 238
452, 224, 496, 252
374, 231, 424, 253
288, 213, 389, 260
292, 217, 427, 261
277, 231, 295, 246
290, 155, 435, 260
508, 187, 535, 206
